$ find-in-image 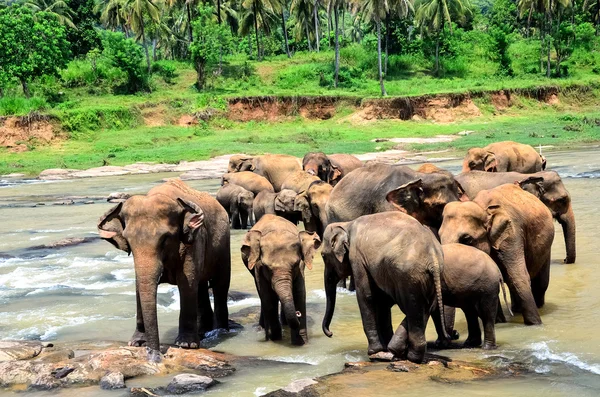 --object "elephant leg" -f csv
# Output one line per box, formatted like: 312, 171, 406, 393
175, 271, 200, 348
337, 278, 347, 289
405, 308, 428, 363
353, 266, 386, 355
292, 275, 308, 345
481, 299, 498, 350
348, 275, 356, 292
374, 290, 394, 348
444, 306, 459, 340
212, 280, 230, 330
496, 301, 507, 323
462, 307, 482, 348
387, 317, 408, 359
240, 209, 249, 230
259, 276, 281, 341
129, 287, 147, 346
197, 281, 214, 337
531, 261, 550, 309
500, 255, 542, 325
